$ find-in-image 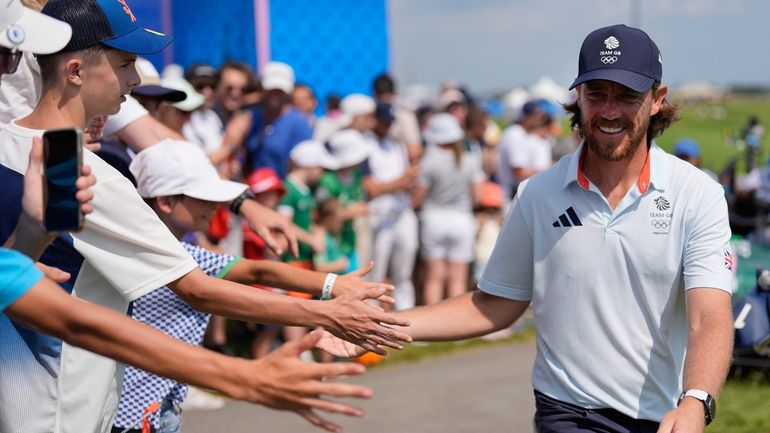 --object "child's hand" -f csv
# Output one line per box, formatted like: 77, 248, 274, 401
333, 262, 395, 305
